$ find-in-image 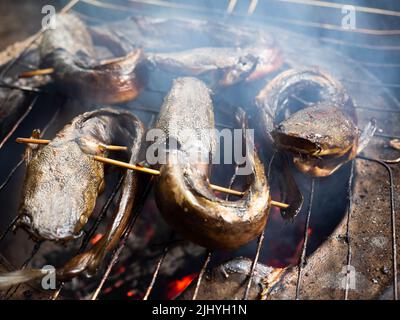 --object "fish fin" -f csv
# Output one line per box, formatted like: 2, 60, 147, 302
0, 268, 47, 289
273, 152, 303, 219
357, 118, 377, 154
